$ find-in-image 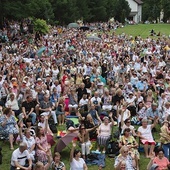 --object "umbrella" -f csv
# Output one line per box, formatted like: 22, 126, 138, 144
68, 46, 75, 51
80, 26, 90, 31
54, 132, 78, 152
37, 47, 53, 57
67, 23, 79, 28
87, 35, 102, 41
